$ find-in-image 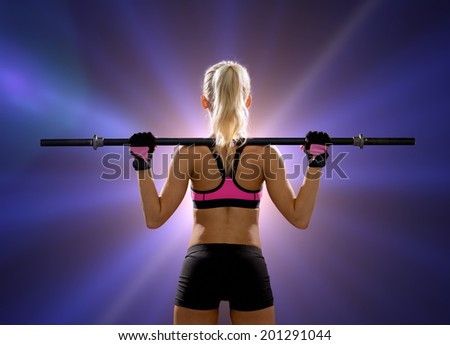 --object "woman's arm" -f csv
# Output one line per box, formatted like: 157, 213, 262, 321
137, 146, 190, 229
264, 145, 322, 229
